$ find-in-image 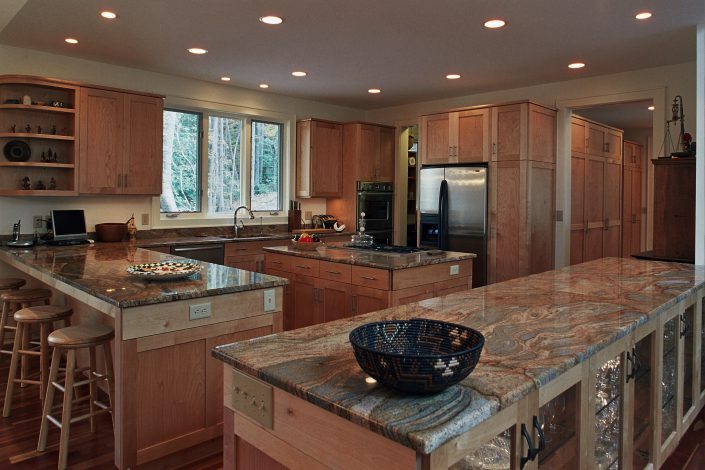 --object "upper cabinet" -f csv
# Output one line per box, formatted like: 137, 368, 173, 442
296, 119, 343, 198
0, 76, 80, 196
79, 87, 163, 195
571, 115, 623, 161
347, 122, 395, 182
420, 108, 490, 165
